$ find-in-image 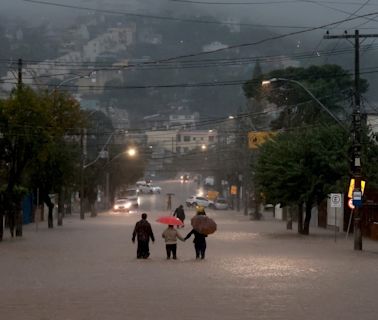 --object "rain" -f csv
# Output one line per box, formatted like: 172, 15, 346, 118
1, 1, 378, 319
